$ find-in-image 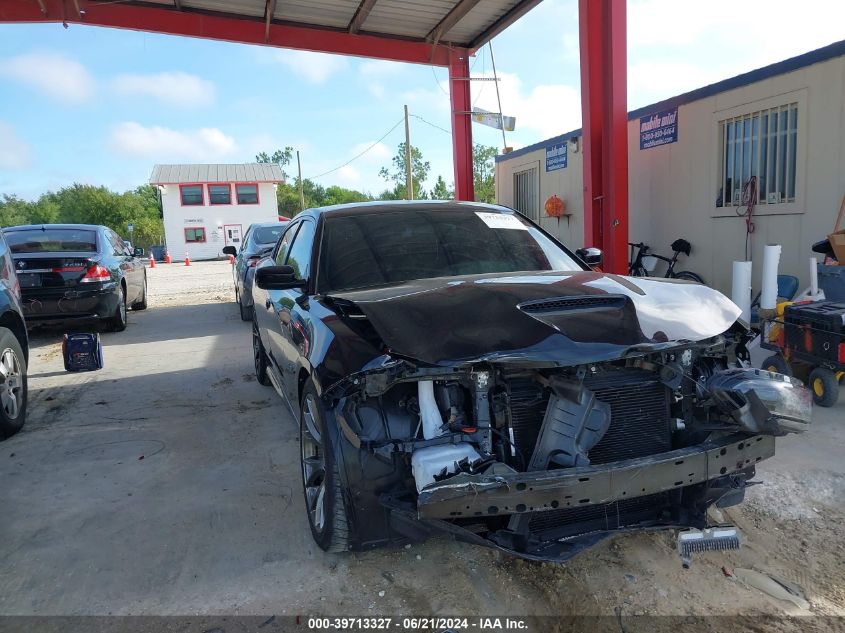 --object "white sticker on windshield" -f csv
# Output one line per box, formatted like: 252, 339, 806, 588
475, 212, 528, 230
